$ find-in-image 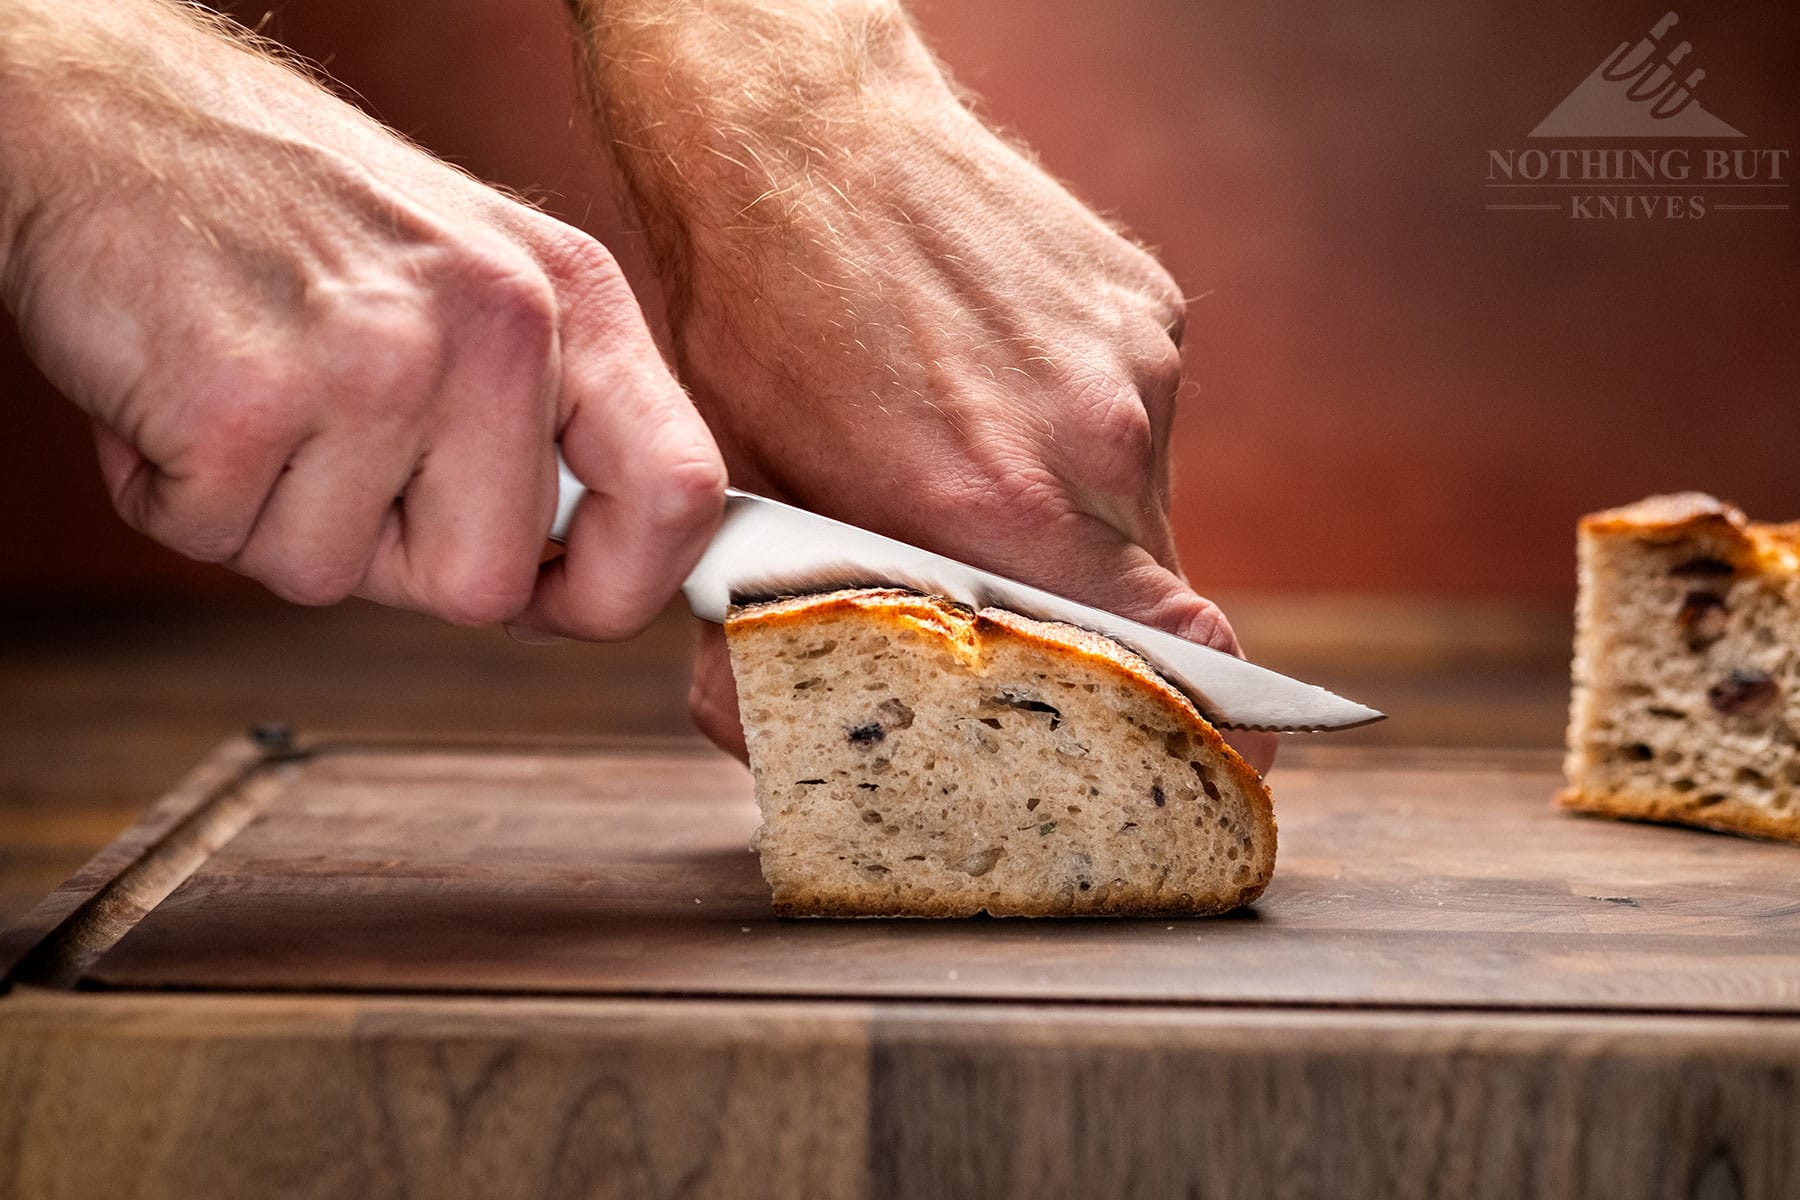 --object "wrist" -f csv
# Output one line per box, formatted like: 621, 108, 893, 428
0, 0, 76, 289
591, 0, 945, 98
584, 0, 965, 225
0, 0, 412, 302
0, 0, 210, 293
